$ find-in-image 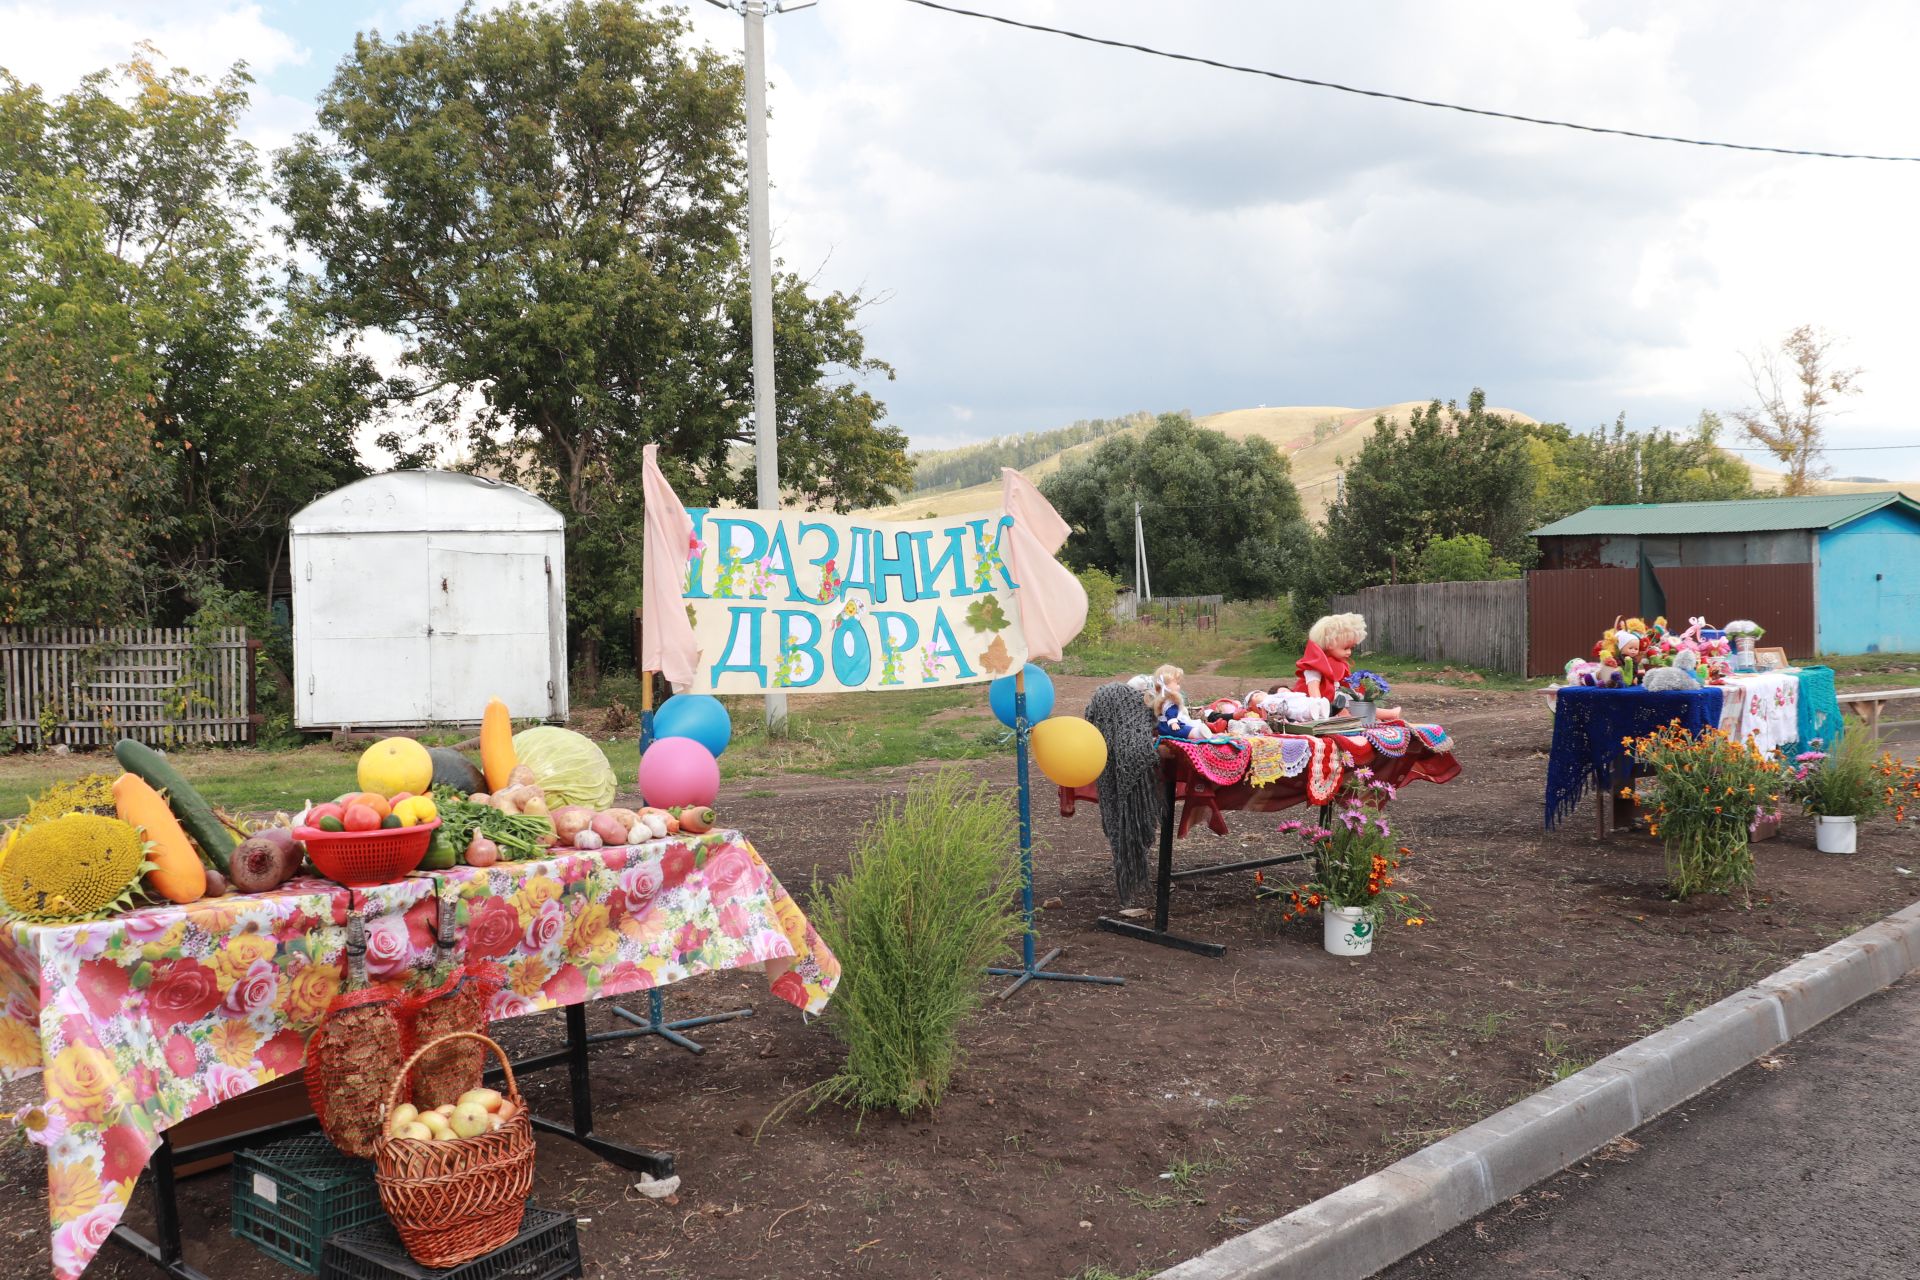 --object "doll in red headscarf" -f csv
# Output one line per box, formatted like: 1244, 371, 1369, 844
1293, 612, 1402, 720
